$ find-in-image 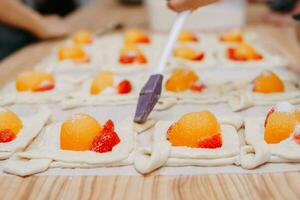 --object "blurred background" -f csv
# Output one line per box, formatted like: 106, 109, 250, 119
0, 0, 299, 60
